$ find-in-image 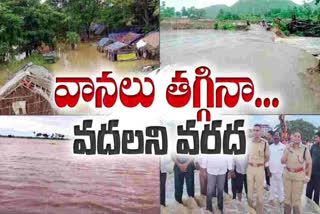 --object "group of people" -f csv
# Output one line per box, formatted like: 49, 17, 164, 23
160, 124, 320, 214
